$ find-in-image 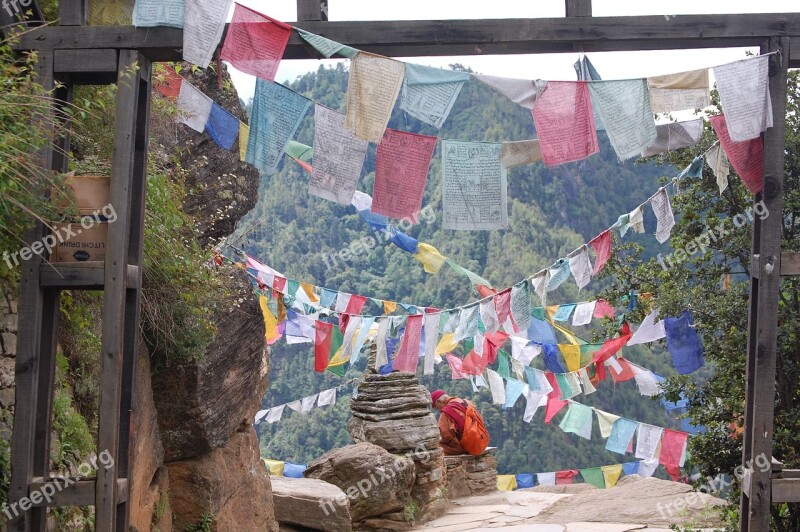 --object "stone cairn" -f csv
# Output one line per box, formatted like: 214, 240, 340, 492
347, 346, 449, 527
